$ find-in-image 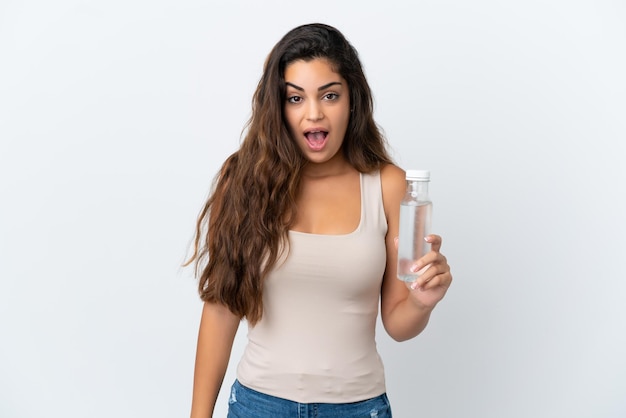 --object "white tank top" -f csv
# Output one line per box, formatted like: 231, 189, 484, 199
236, 171, 388, 403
